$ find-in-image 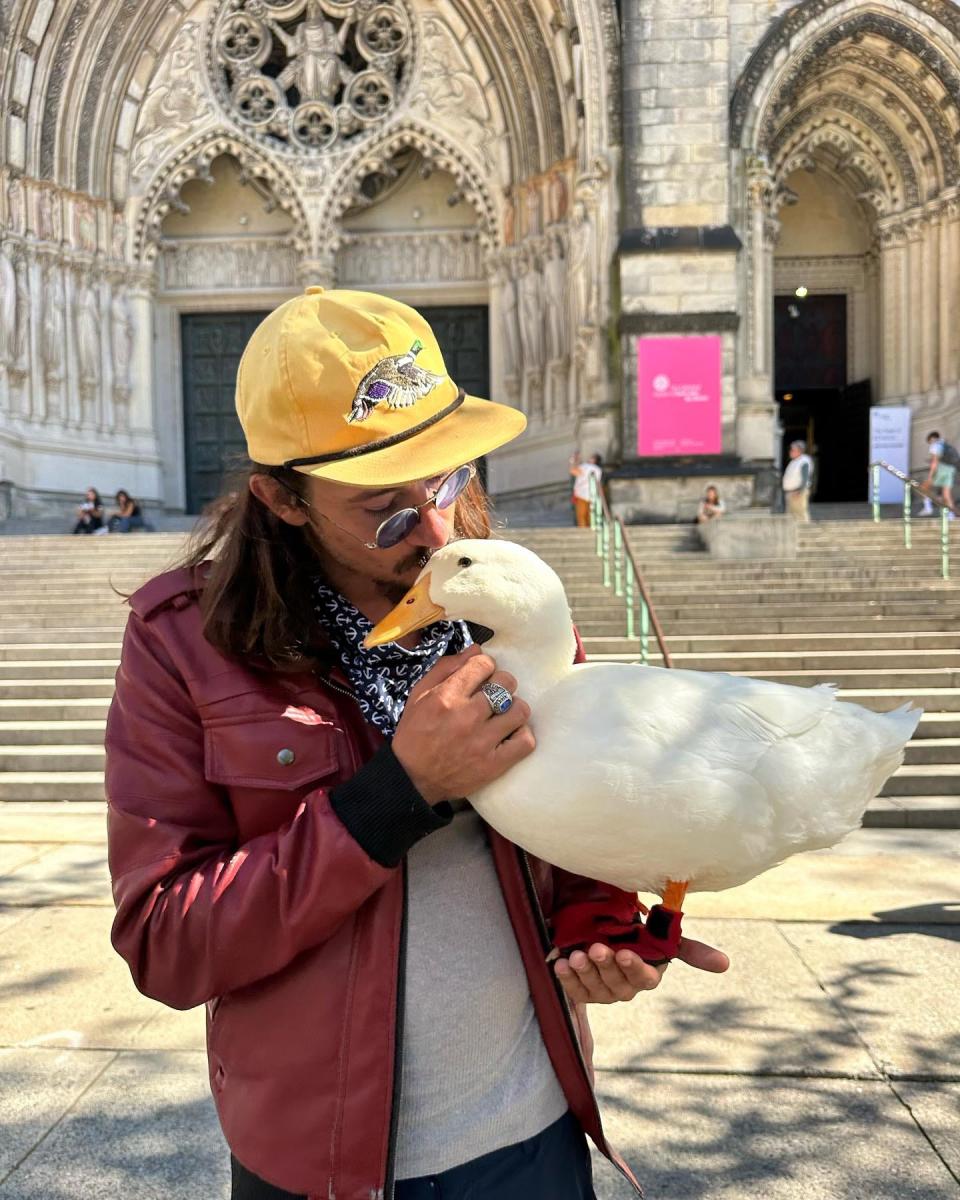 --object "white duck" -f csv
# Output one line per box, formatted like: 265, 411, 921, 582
365, 539, 920, 912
